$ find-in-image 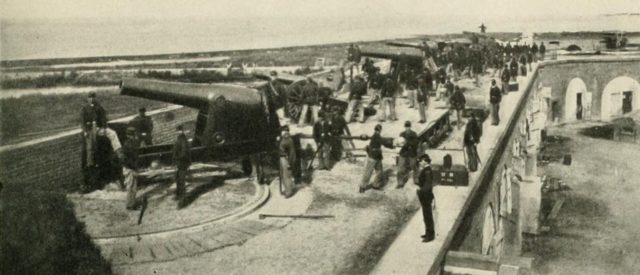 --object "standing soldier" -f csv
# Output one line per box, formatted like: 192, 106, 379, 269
539, 42, 546, 61
397, 121, 419, 188
122, 127, 139, 210
330, 107, 350, 162
416, 154, 435, 242
345, 76, 367, 123
360, 124, 394, 193
500, 64, 511, 95
450, 85, 466, 129
173, 125, 191, 205
444, 77, 455, 105
405, 69, 418, 108
129, 107, 154, 146
379, 75, 398, 122
80, 92, 108, 193
509, 56, 518, 81
278, 125, 297, 198
417, 76, 430, 123
313, 112, 333, 170
531, 42, 539, 62
489, 79, 503, 125
463, 114, 482, 172
298, 77, 319, 126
